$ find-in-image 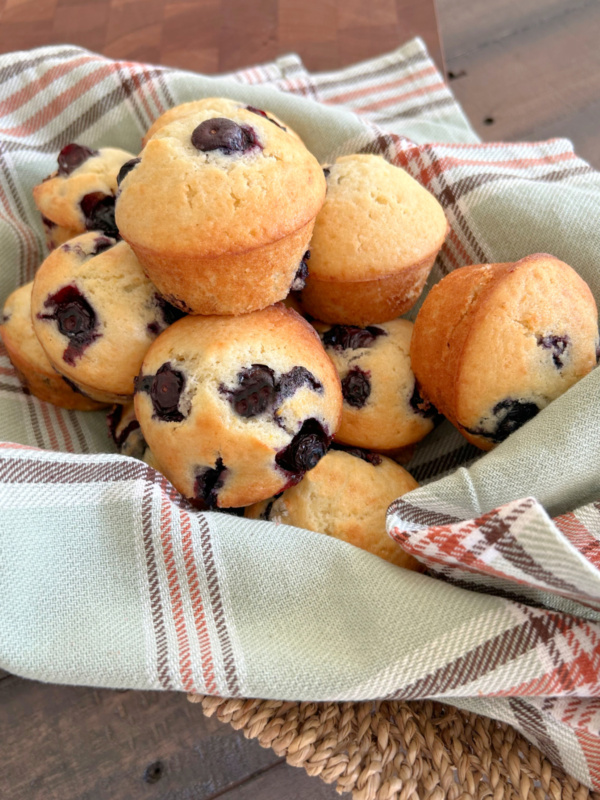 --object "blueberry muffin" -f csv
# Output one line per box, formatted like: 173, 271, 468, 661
116, 109, 326, 315
33, 143, 136, 240
301, 154, 448, 324
31, 233, 185, 404
411, 254, 600, 450
0, 282, 105, 410
134, 304, 342, 508
142, 97, 301, 147
246, 447, 422, 570
315, 319, 438, 452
